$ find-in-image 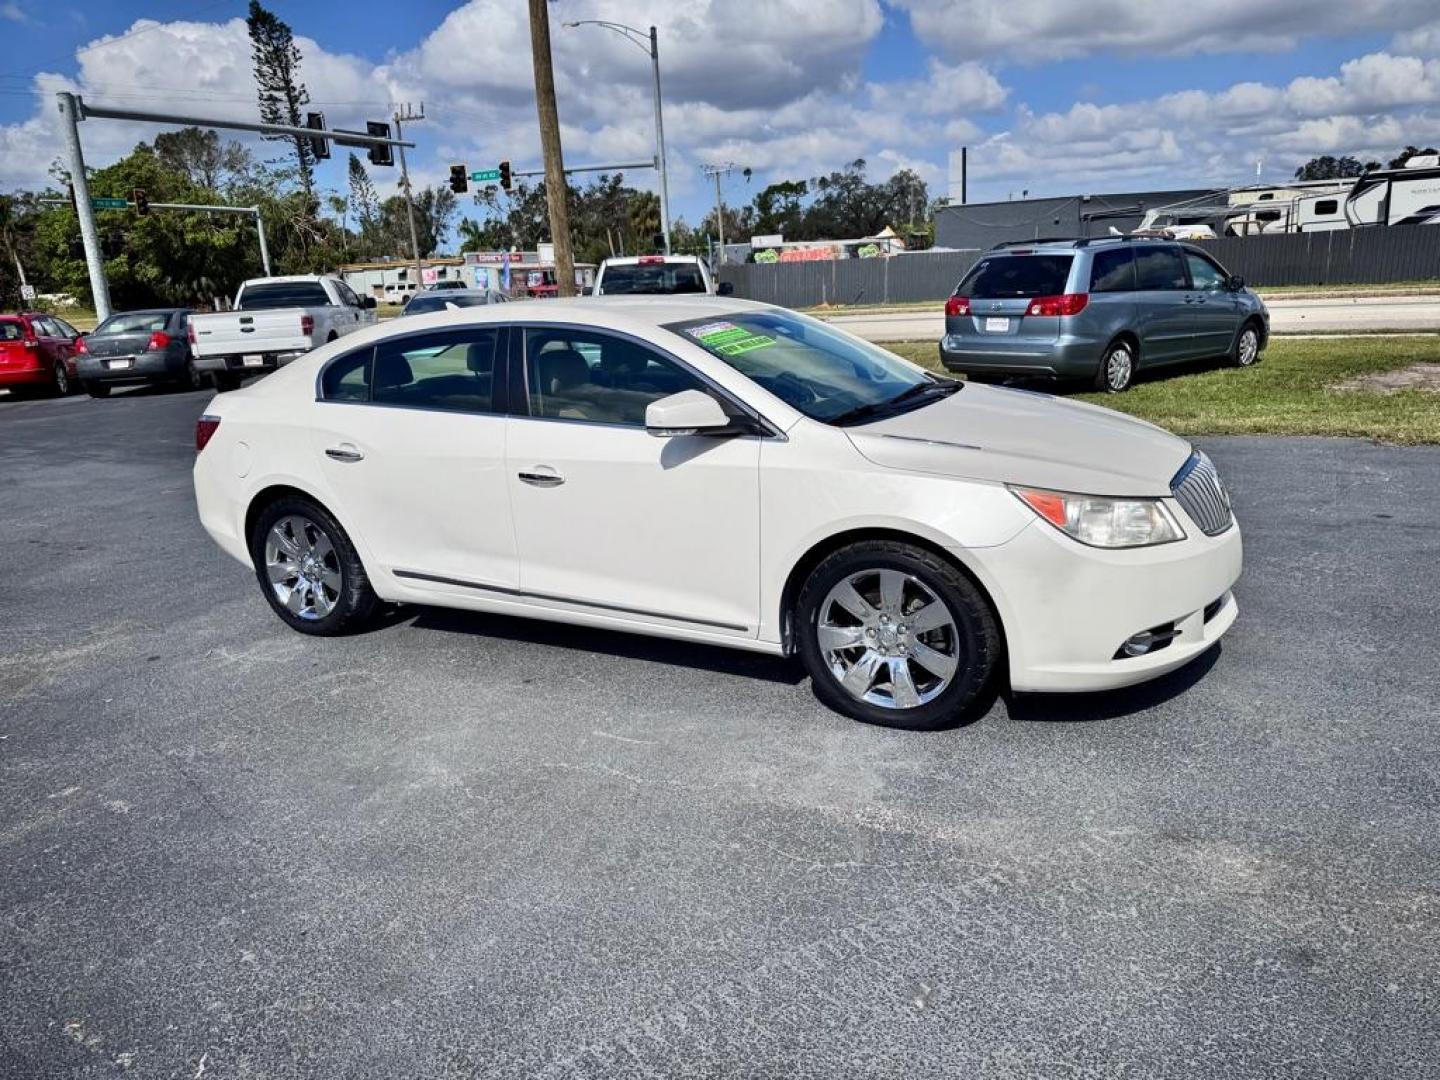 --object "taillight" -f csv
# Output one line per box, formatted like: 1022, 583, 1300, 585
945, 295, 971, 317
147, 331, 171, 351
638, 256, 666, 264
300, 314, 315, 336
75, 336, 89, 354
187, 321, 197, 344
195, 414, 221, 453
1026, 294, 1089, 317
